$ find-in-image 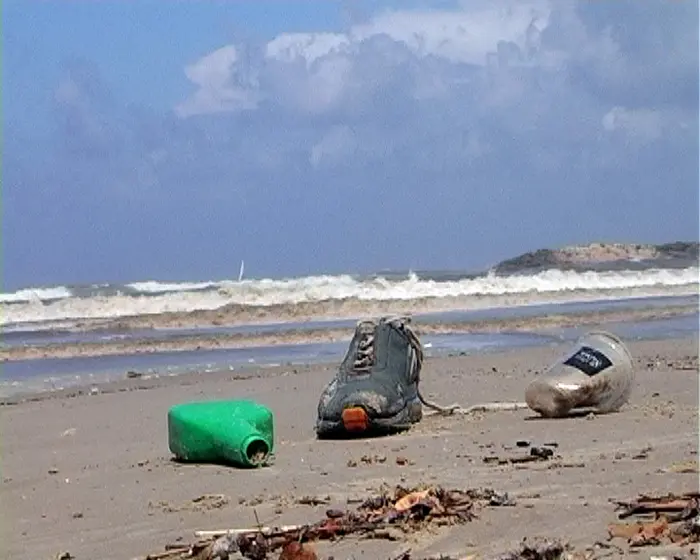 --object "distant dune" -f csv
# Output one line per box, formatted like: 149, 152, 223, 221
493, 241, 699, 274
